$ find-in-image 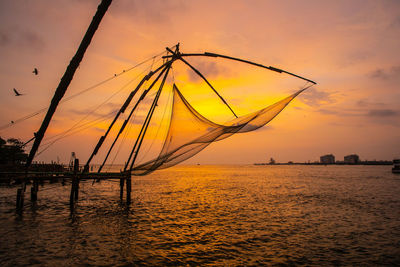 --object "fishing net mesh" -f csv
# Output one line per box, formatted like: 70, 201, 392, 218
132, 84, 305, 175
